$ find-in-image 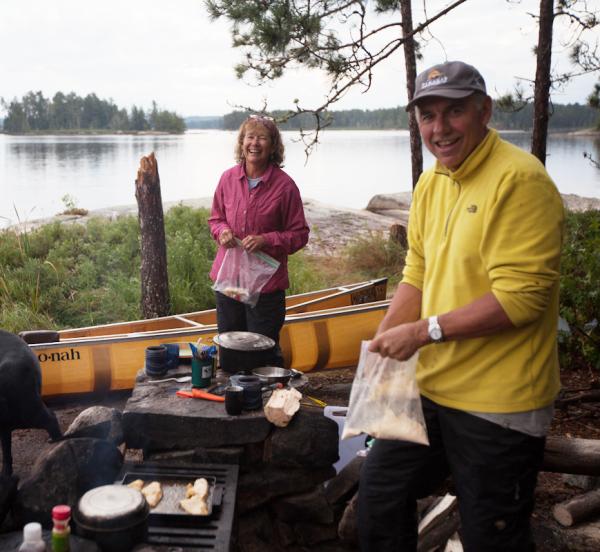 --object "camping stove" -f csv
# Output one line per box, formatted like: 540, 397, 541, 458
118, 461, 239, 551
